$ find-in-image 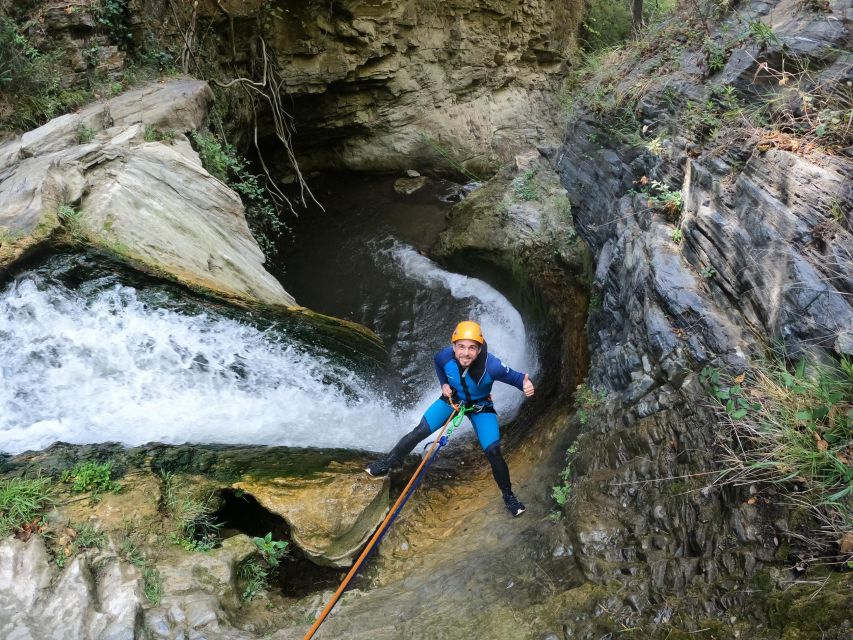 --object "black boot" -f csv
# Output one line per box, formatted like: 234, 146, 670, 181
365, 421, 431, 478
502, 488, 526, 517
365, 455, 394, 477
